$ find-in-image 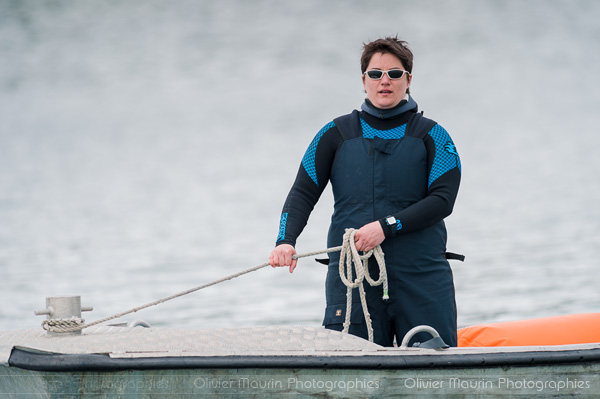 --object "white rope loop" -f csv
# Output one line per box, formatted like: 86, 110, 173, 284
41, 317, 85, 332
339, 228, 389, 342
